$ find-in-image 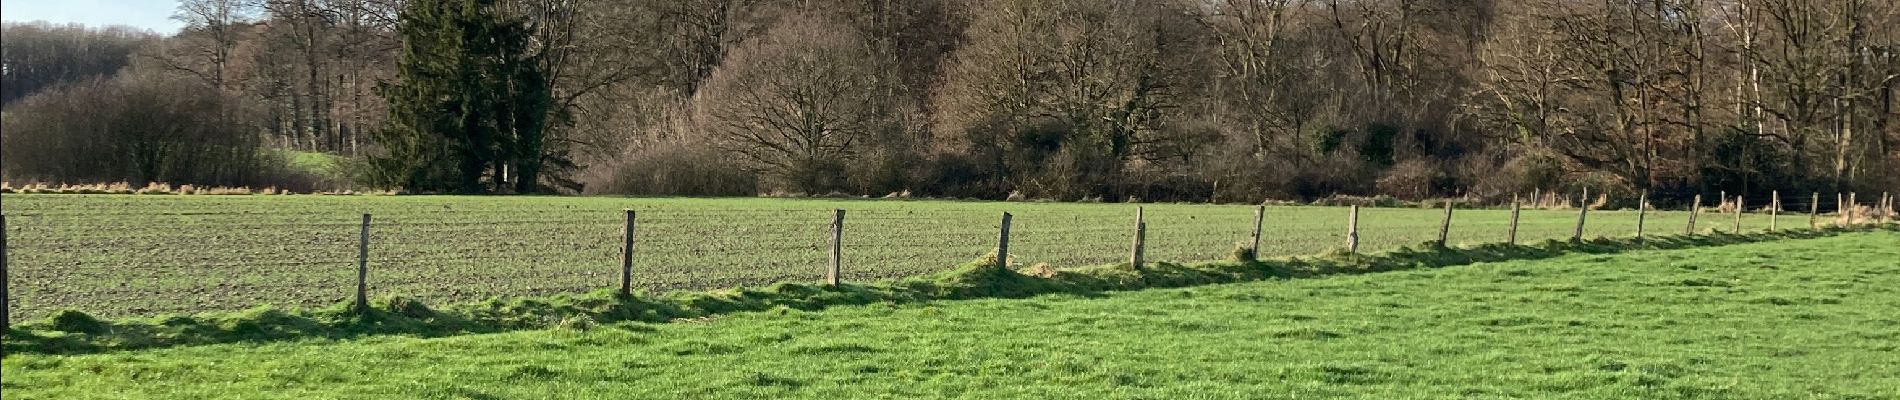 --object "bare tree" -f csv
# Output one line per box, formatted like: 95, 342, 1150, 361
694, 12, 893, 192
165, 0, 259, 92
